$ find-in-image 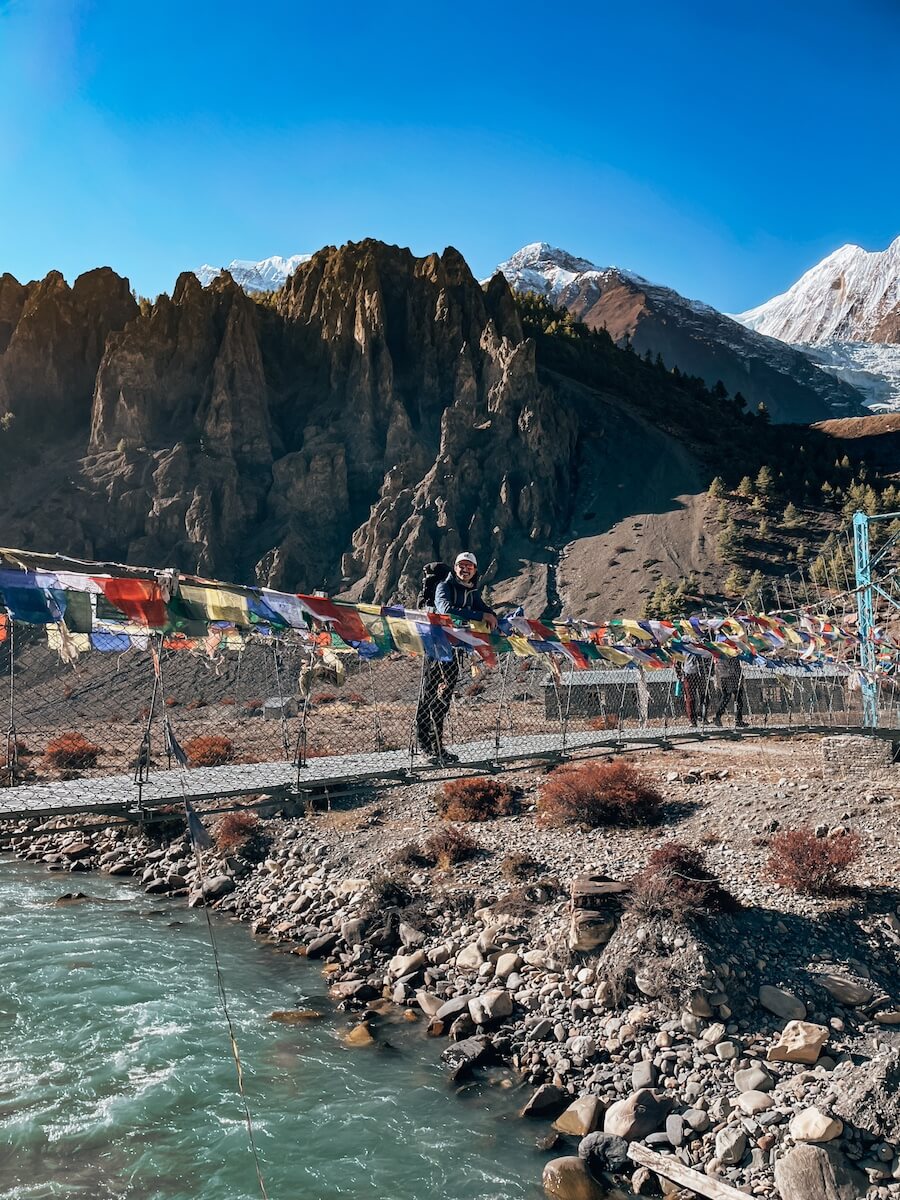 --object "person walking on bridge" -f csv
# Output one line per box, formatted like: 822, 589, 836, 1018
712, 651, 747, 728
415, 552, 497, 766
